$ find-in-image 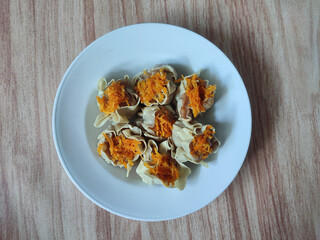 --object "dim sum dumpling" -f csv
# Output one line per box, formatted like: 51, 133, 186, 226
136, 105, 177, 141
94, 76, 140, 128
172, 120, 220, 167
136, 139, 191, 190
97, 123, 146, 177
175, 72, 216, 122
133, 64, 177, 106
